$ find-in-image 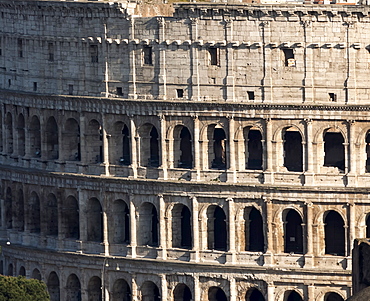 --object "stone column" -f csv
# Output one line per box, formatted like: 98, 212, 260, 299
193, 275, 200, 301
0, 108, 5, 155
191, 196, 199, 262
128, 17, 137, 99
157, 17, 167, 100
190, 19, 201, 101
193, 115, 201, 181
131, 274, 138, 301
227, 116, 236, 183
264, 198, 274, 265
305, 201, 314, 267
267, 281, 275, 301
264, 119, 274, 184
260, 21, 272, 103
160, 274, 168, 301
77, 188, 86, 252
227, 197, 236, 264
78, 114, 86, 173
307, 283, 315, 301
304, 119, 314, 185
158, 194, 167, 260
348, 202, 355, 259
159, 115, 167, 179
225, 19, 235, 102
130, 117, 138, 178
129, 194, 137, 258
101, 114, 110, 176
347, 120, 357, 186
102, 193, 109, 256
229, 278, 236, 301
